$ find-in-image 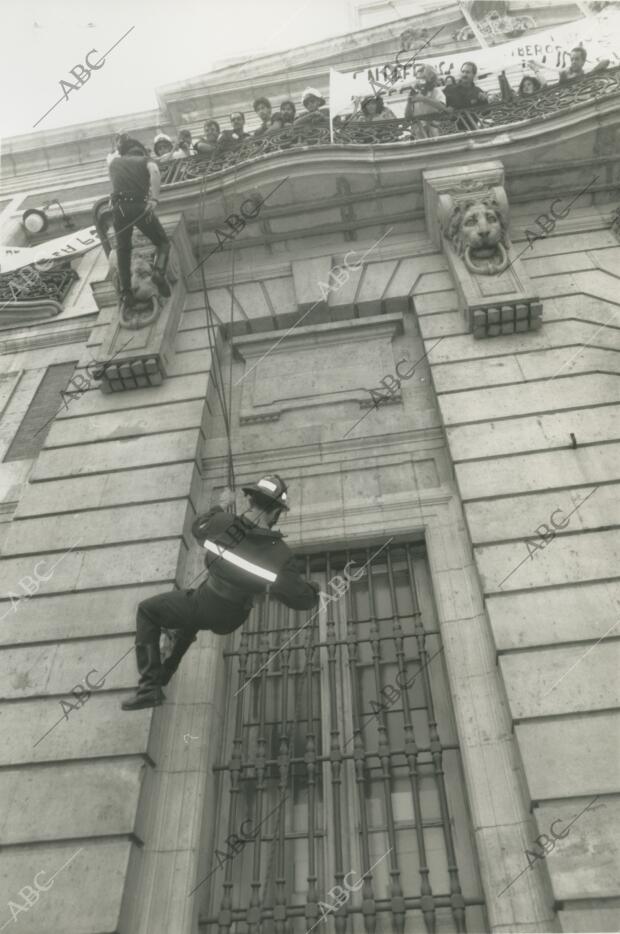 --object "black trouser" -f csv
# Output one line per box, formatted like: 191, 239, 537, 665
134, 584, 251, 690
112, 199, 170, 294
